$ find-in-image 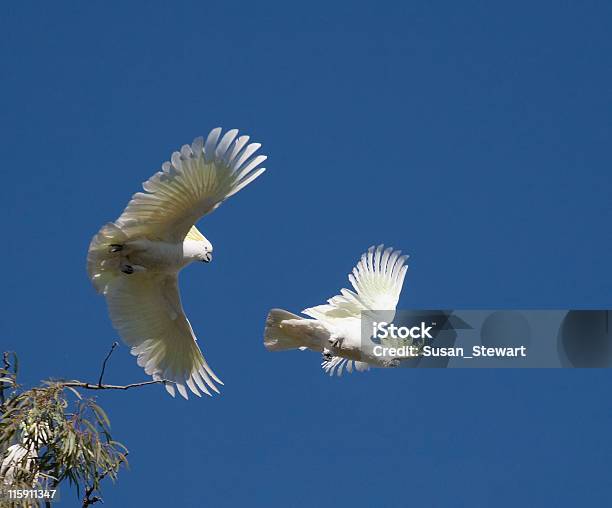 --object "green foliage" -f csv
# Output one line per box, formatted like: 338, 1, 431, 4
0, 353, 128, 507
